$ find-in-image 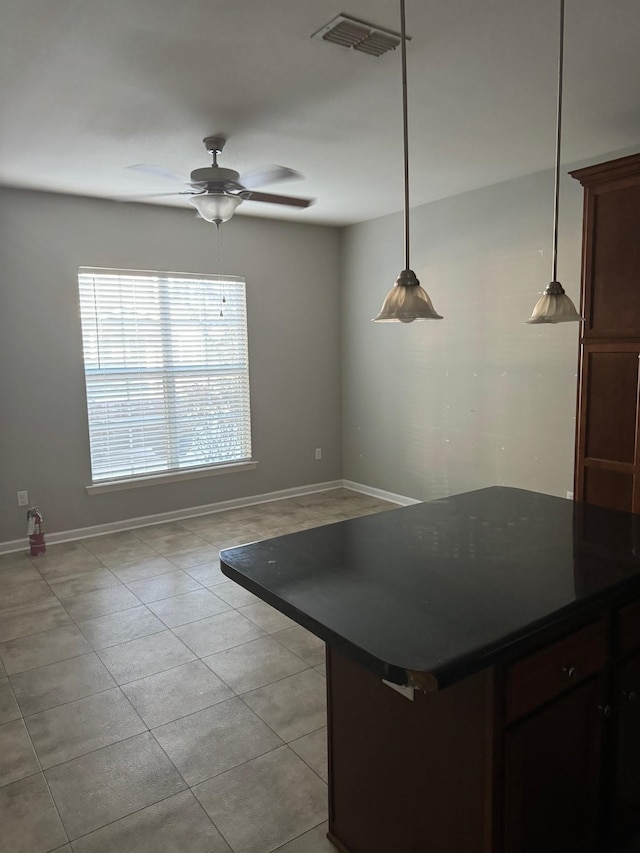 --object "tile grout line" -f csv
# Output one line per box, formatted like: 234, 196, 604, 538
186, 742, 323, 853
122, 575, 207, 603
37, 728, 153, 777
5, 617, 326, 803
1, 671, 72, 846
269, 819, 330, 853
189, 782, 239, 853
117, 689, 247, 851
203, 653, 314, 698
8, 609, 316, 715
287, 727, 330, 787
18, 682, 133, 723
44, 551, 180, 654
60, 788, 202, 850
4, 574, 323, 676
232, 688, 327, 773
1, 590, 317, 676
